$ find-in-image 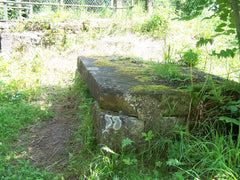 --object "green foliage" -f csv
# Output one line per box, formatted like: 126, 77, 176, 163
172, 0, 207, 20
212, 48, 237, 58
71, 75, 95, 152
152, 62, 190, 82
122, 138, 133, 149
22, 20, 51, 31
218, 98, 240, 130
64, 75, 96, 178
0, 159, 58, 180
141, 12, 168, 32
0, 83, 55, 179
219, 116, 240, 126
207, 0, 237, 37
182, 49, 199, 67
142, 130, 154, 143
163, 125, 240, 179
0, 96, 49, 144
196, 37, 213, 47
43, 28, 59, 47
175, 0, 239, 59
141, 7, 171, 37
0, 42, 69, 179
